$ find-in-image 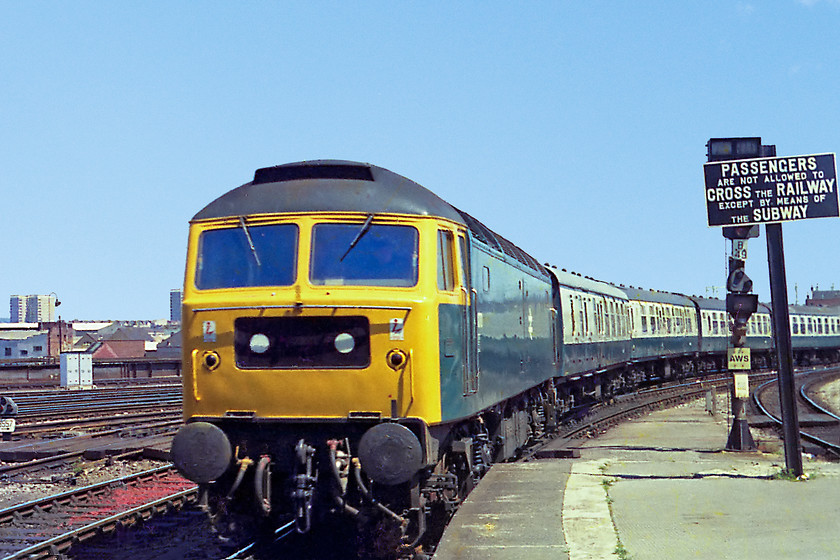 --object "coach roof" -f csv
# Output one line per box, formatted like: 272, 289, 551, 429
192, 160, 466, 224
